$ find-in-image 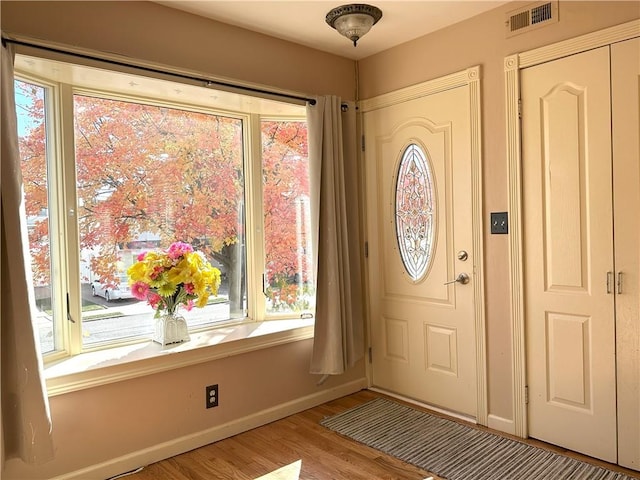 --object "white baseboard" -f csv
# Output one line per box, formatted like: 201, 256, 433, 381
487, 413, 516, 436
53, 377, 368, 480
